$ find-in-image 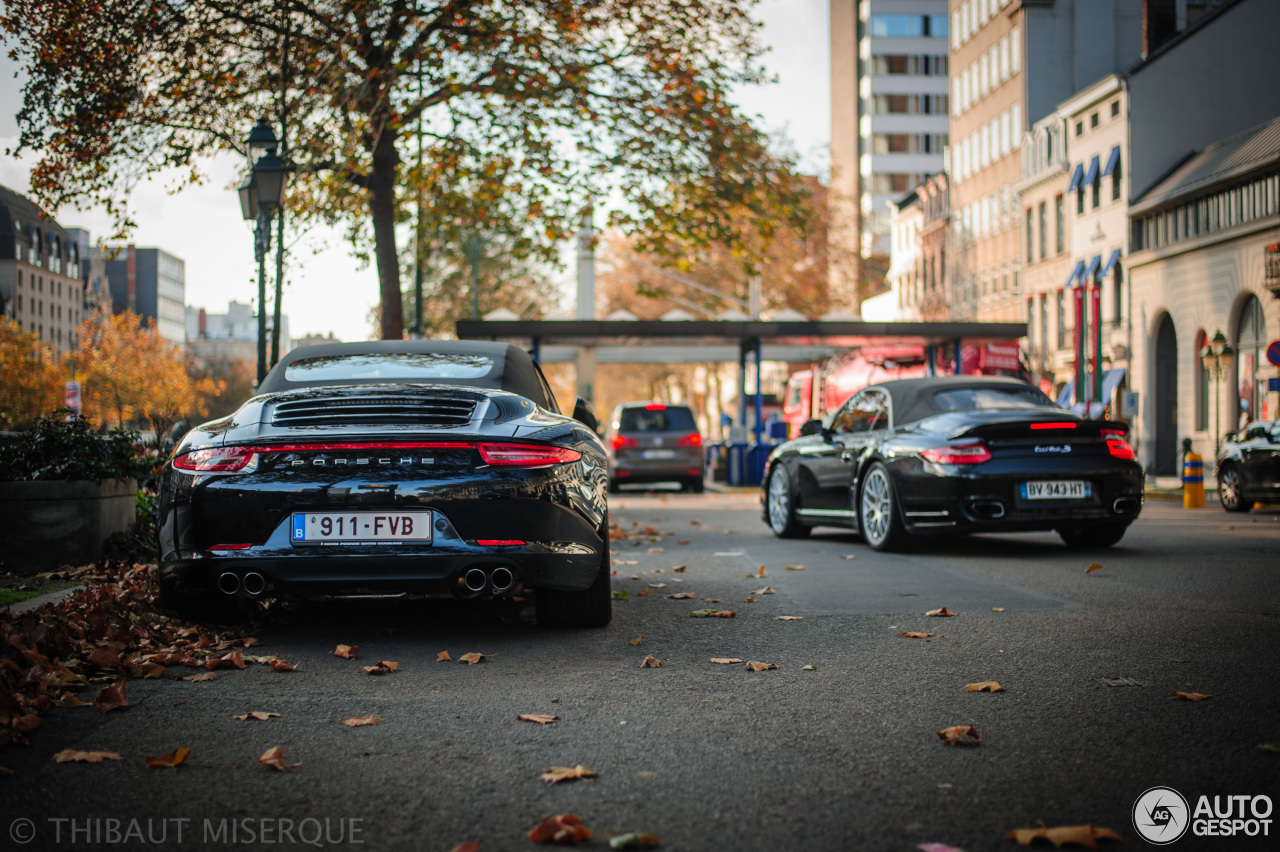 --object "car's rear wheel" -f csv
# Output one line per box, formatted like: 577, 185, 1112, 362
1218, 465, 1249, 512
859, 463, 910, 552
1057, 523, 1128, 549
766, 465, 810, 538
536, 524, 612, 628
158, 575, 244, 624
